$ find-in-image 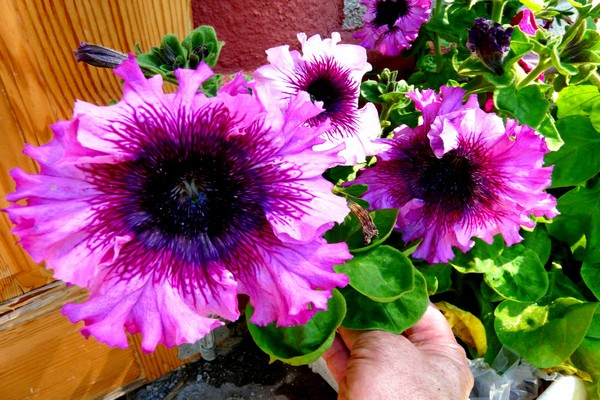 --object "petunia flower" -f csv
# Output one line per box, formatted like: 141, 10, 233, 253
253, 32, 386, 165
511, 9, 538, 35
511, 9, 545, 80
6, 56, 351, 351
467, 18, 514, 75
353, 0, 432, 56
352, 86, 558, 264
